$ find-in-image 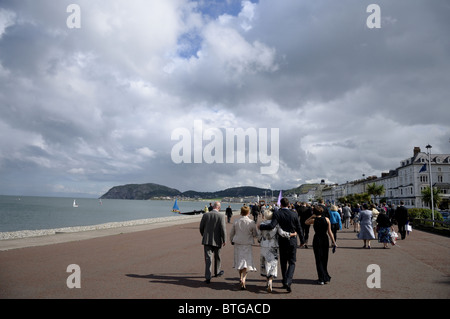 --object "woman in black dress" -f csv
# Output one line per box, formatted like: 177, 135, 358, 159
306, 205, 337, 285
